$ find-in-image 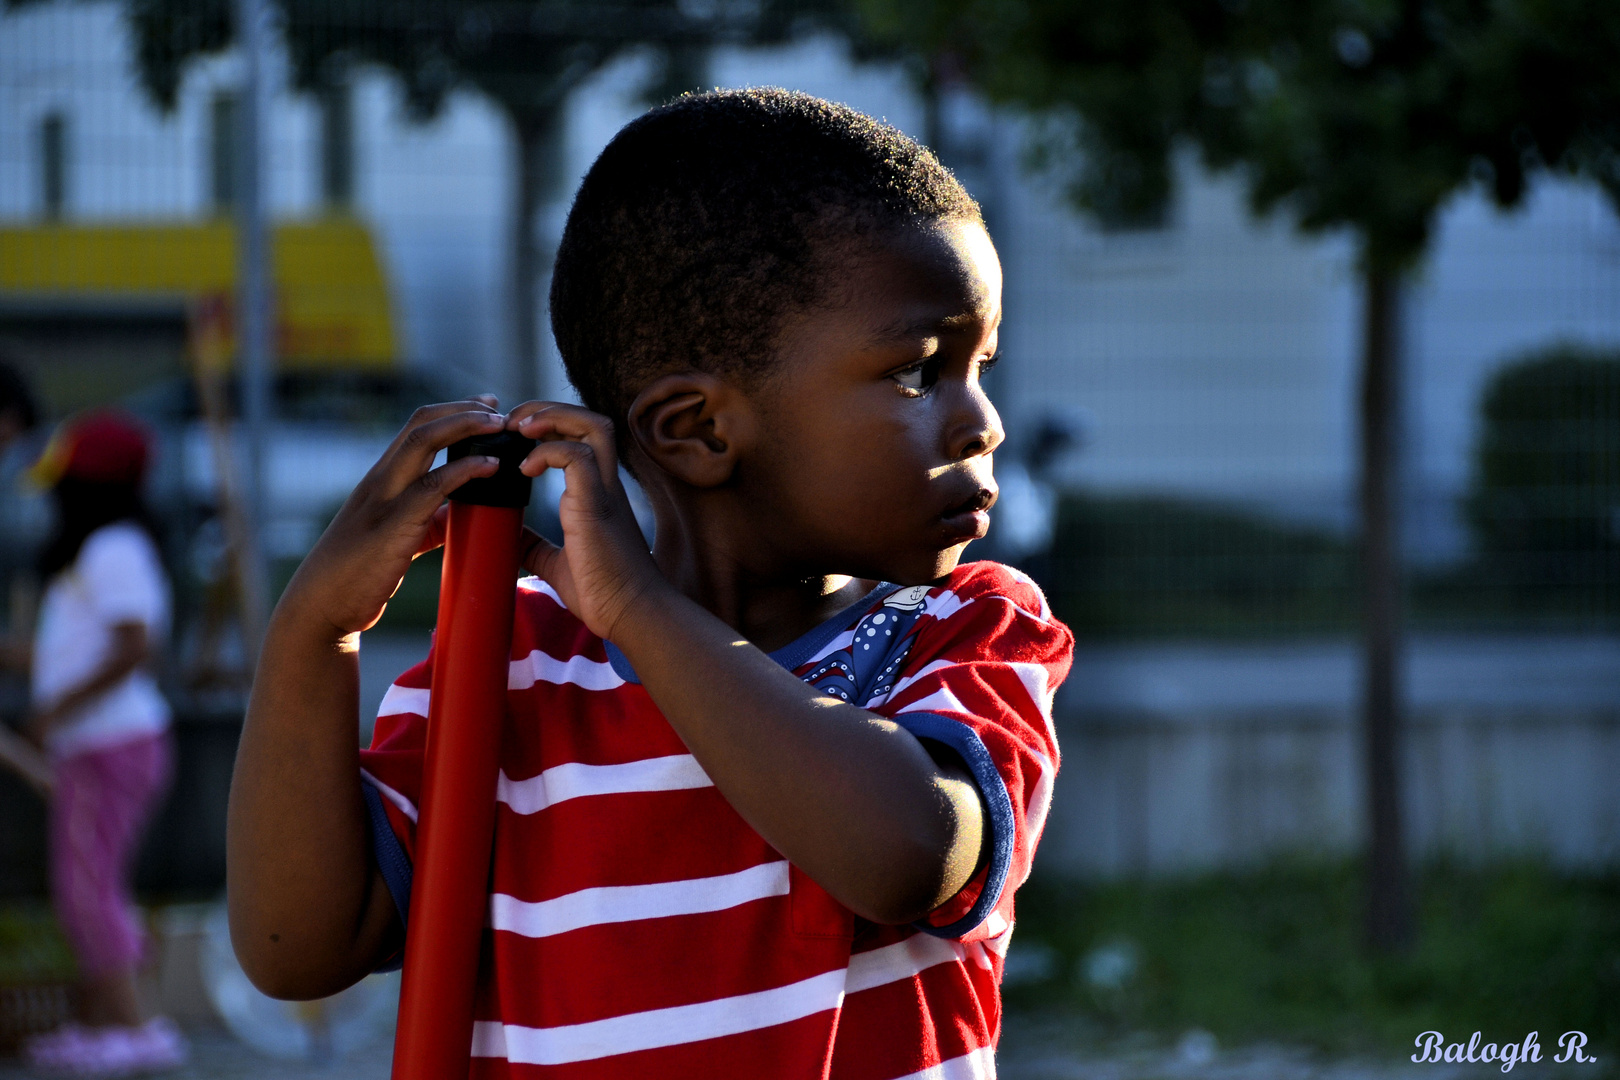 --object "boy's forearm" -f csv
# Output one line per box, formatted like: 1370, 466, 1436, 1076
613, 587, 984, 925
227, 593, 399, 998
